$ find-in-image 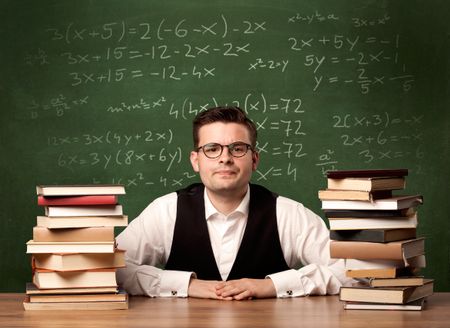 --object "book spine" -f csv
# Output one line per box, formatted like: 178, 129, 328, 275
32, 226, 115, 242
38, 195, 118, 206
330, 241, 402, 260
